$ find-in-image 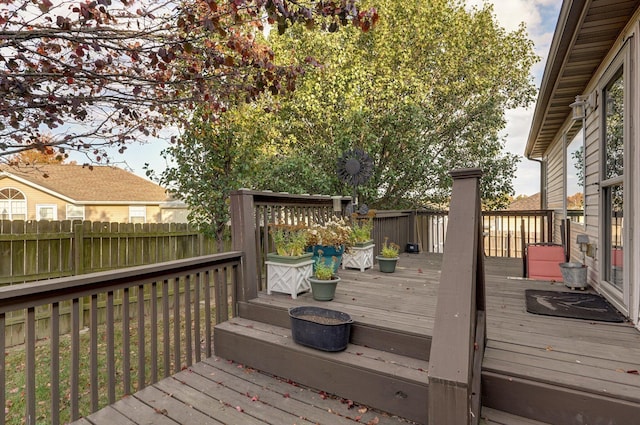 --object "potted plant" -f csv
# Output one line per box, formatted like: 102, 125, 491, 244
307, 252, 341, 301
265, 225, 314, 298
376, 237, 399, 273
343, 216, 375, 272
